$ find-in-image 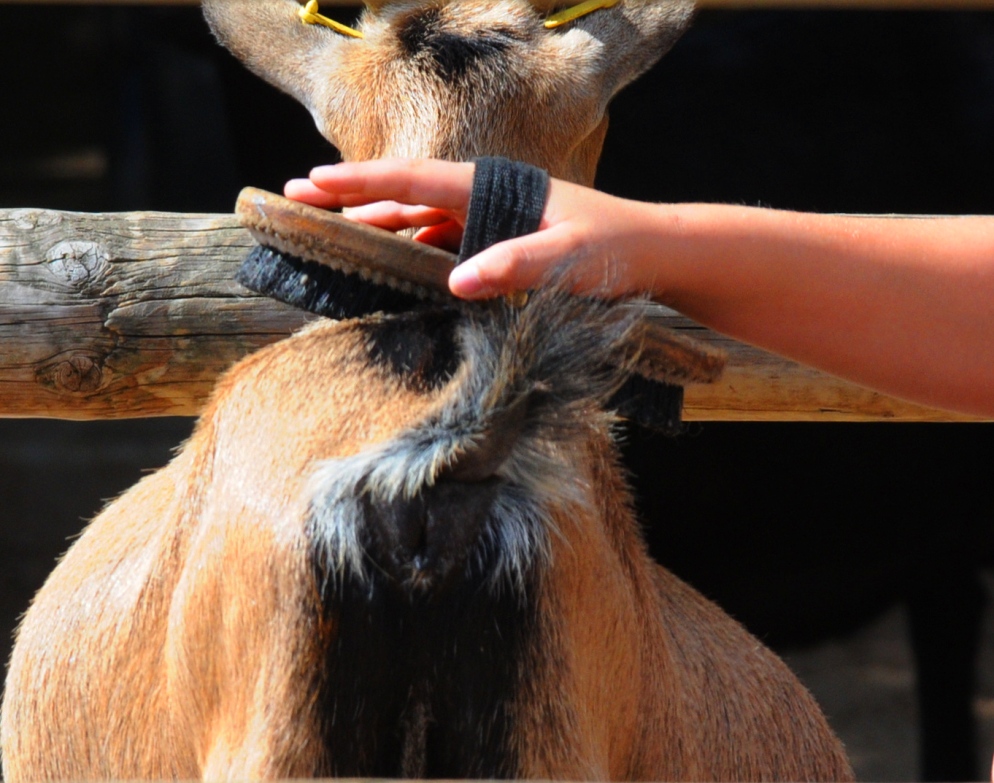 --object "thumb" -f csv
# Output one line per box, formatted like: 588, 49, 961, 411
448, 226, 577, 300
